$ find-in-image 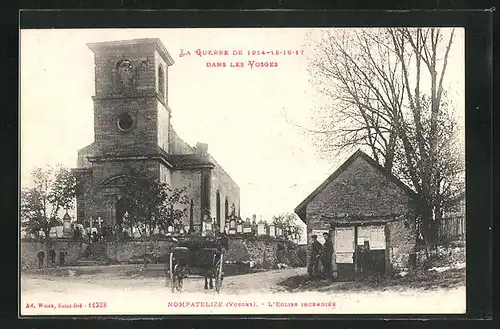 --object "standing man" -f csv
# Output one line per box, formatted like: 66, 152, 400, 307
217, 229, 229, 254
59, 249, 67, 266
37, 250, 45, 269
358, 240, 370, 277
307, 234, 322, 279
322, 232, 334, 282
48, 247, 56, 267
